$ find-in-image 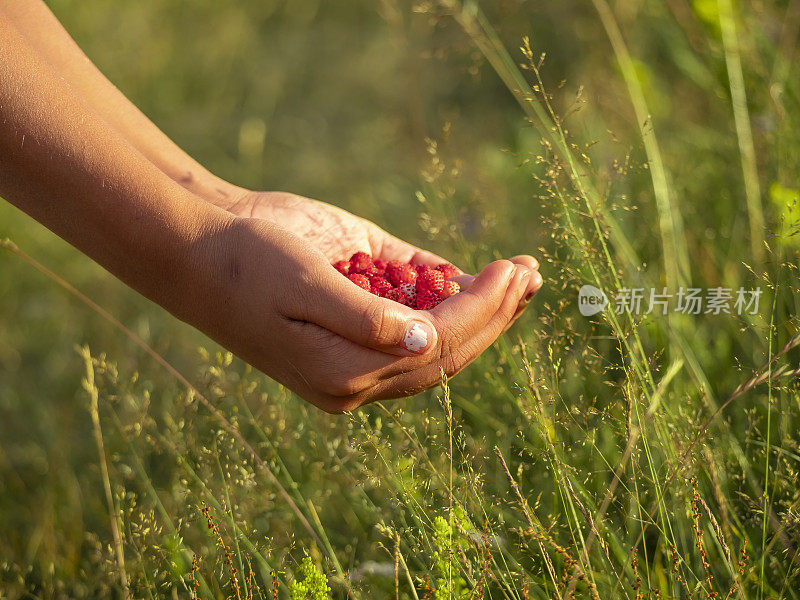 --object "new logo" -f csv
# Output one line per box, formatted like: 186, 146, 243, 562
578, 285, 608, 316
